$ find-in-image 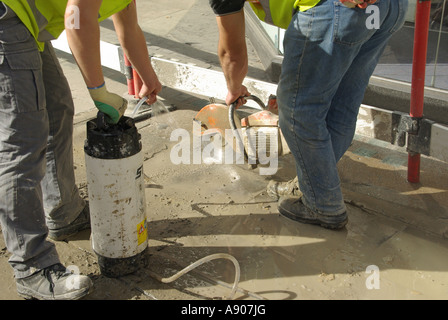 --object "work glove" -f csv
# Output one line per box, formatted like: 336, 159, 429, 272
340, 0, 377, 9
88, 82, 128, 124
